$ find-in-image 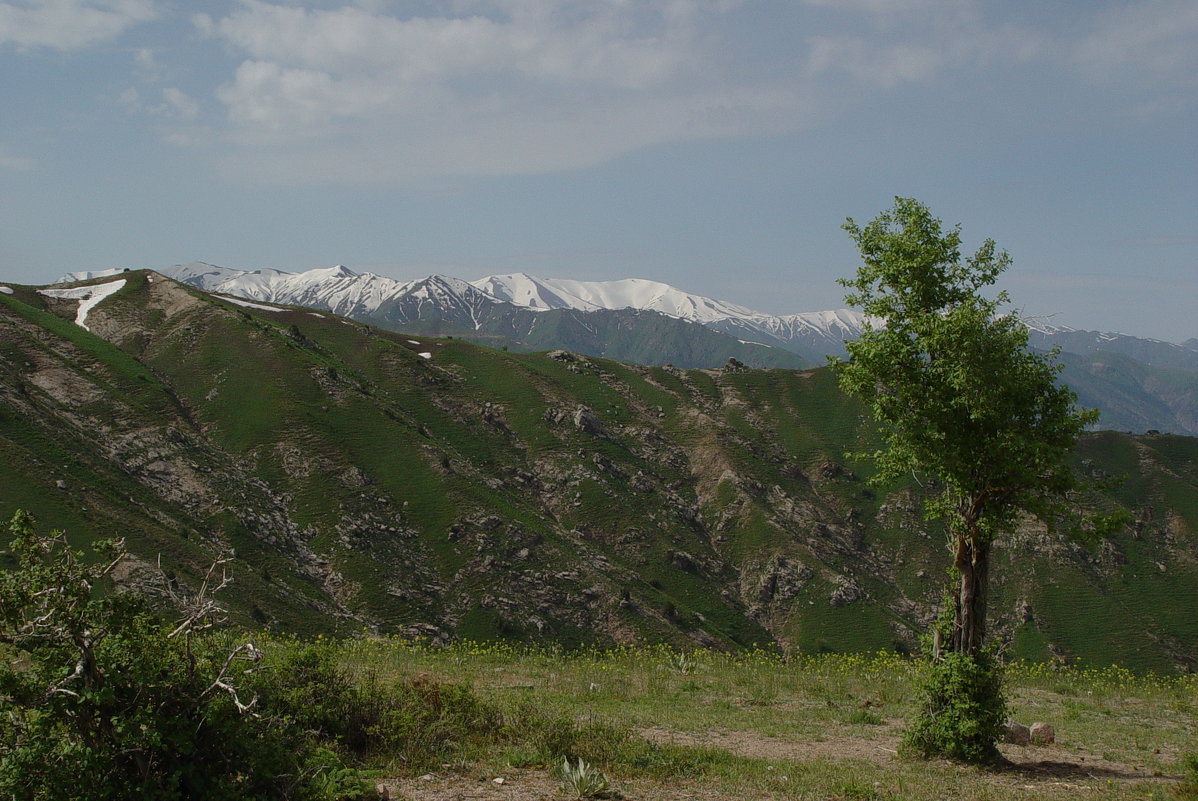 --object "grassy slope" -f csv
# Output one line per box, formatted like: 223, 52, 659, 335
2, 273, 1196, 670
343, 639, 1197, 801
